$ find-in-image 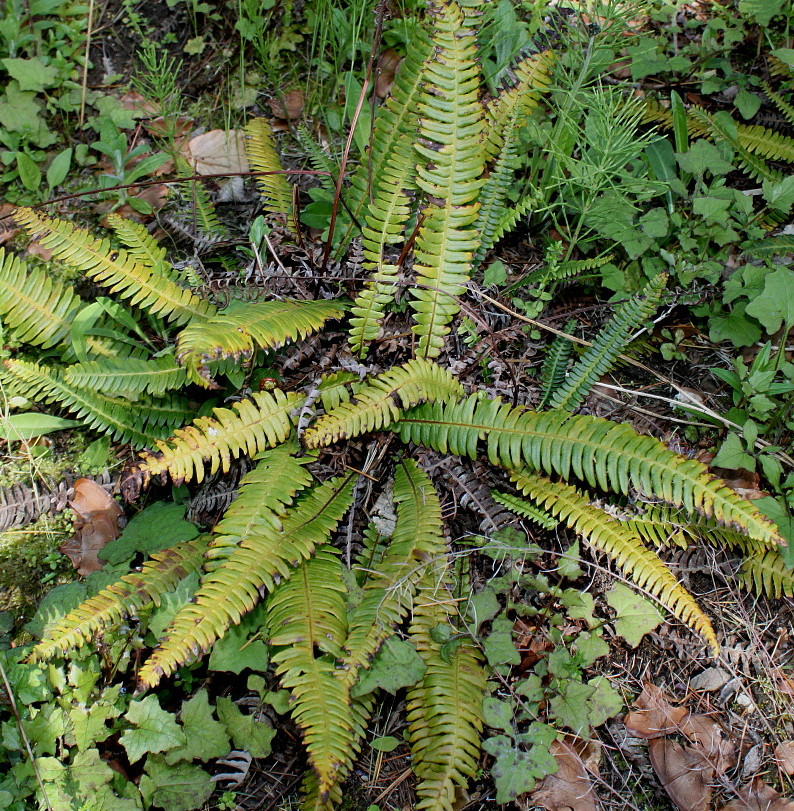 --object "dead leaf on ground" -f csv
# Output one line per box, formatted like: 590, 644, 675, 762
267, 89, 304, 120
531, 738, 600, 811
648, 737, 713, 811
0, 203, 18, 244
678, 712, 736, 775
624, 682, 687, 738
119, 90, 158, 117
775, 741, 794, 775
180, 129, 249, 176
772, 668, 794, 697
25, 240, 53, 261
719, 778, 794, 810
376, 48, 401, 97
60, 478, 123, 575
